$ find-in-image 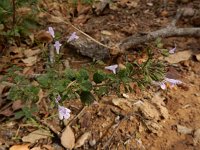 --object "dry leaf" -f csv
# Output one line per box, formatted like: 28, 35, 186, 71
30, 147, 42, 150
22, 129, 51, 143
136, 101, 160, 121
194, 129, 200, 146
195, 53, 200, 62
23, 49, 41, 57
177, 125, 193, 135
35, 30, 53, 43
10, 144, 30, 150
9, 46, 24, 59
75, 132, 91, 148
36, 89, 44, 104
61, 126, 75, 149
42, 145, 54, 150
112, 98, 132, 111
151, 93, 169, 119
0, 108, 13, 117
165, 50, 193, 64
22, 56, 38, 66
12, 100, 23, 111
